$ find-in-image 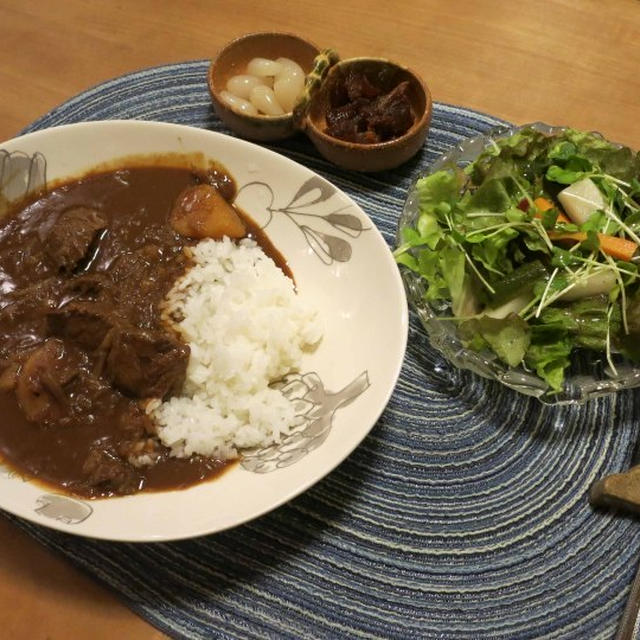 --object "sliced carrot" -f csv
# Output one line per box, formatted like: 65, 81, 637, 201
530, 197, 636, 260
533, 197, 571, 223
549, 230, 637, 262
533, 197, 554, 211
